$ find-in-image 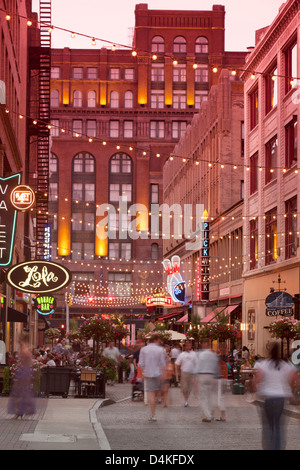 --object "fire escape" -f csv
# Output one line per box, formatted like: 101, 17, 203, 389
36, 0, 51, 259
